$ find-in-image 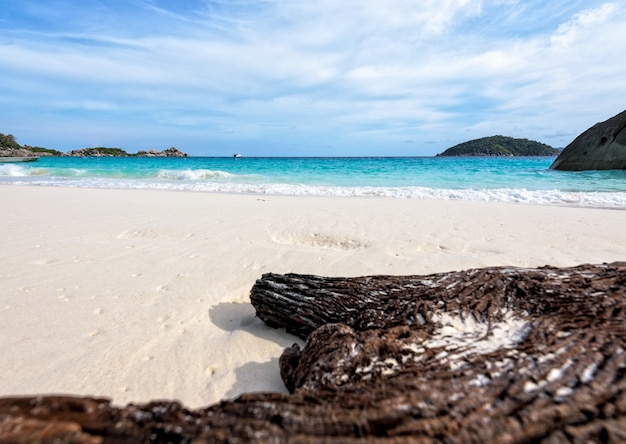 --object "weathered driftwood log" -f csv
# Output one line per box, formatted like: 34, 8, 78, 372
253, 262, 626, 442
250, 263, 626, 339
1, 262, 626, 443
